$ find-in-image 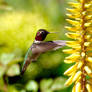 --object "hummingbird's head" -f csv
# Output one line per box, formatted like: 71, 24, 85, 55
35, 29, 49, 41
